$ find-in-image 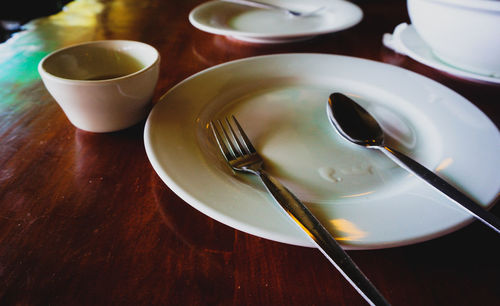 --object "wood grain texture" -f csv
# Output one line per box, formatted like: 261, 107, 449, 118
1, 0, 499, 305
